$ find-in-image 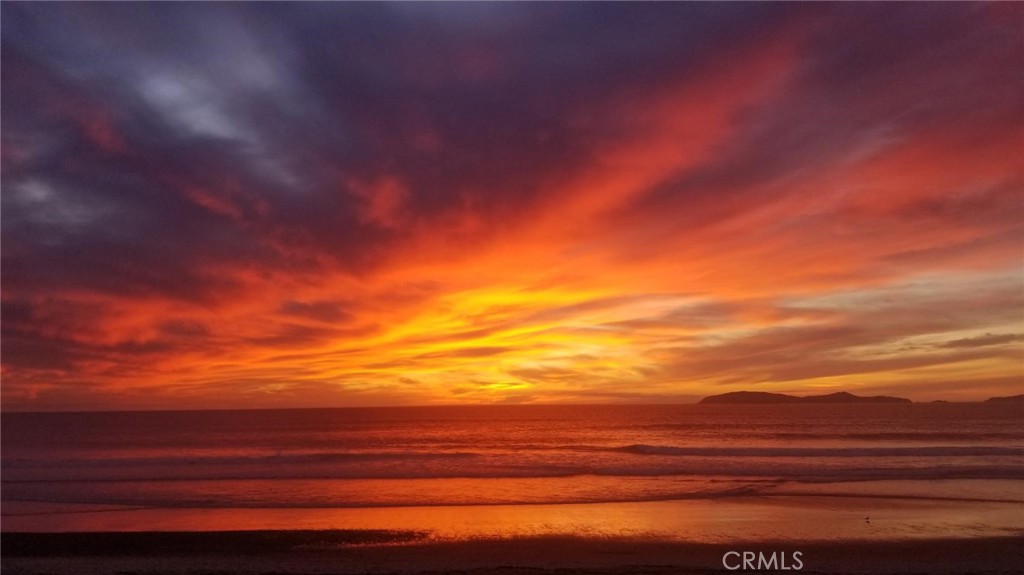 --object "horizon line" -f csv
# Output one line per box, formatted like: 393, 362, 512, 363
1, 399, 1007, 415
